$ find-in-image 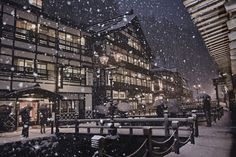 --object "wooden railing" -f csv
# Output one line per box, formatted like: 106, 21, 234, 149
55, 114, 197, 157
